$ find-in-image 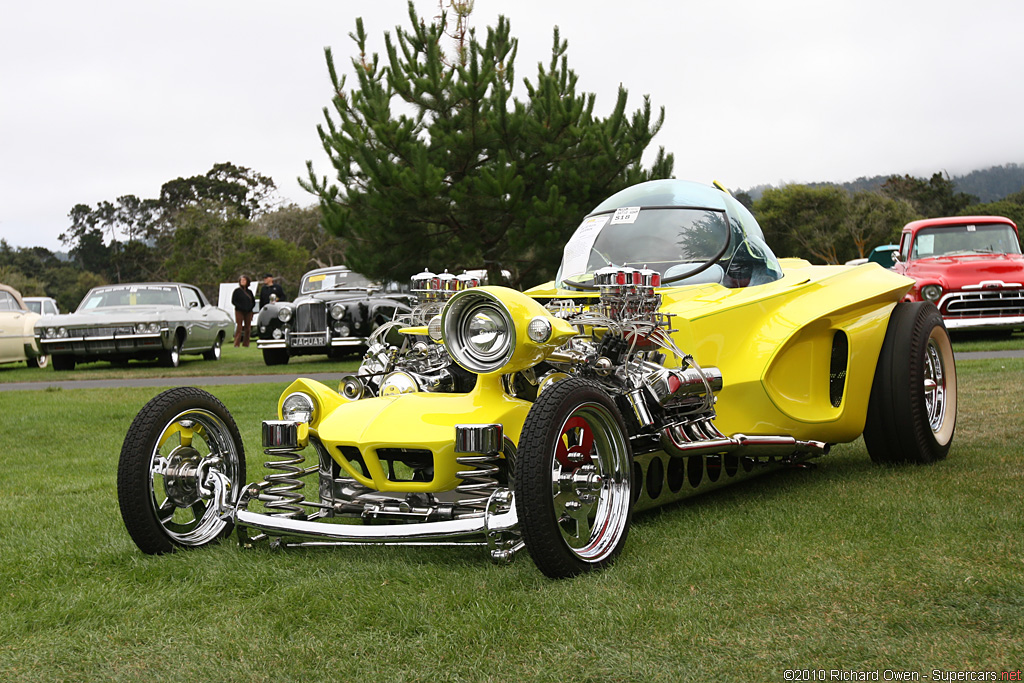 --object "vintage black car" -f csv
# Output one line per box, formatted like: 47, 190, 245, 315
256, 266, 412, 365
